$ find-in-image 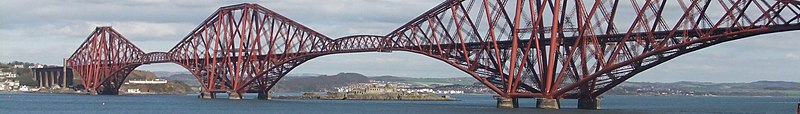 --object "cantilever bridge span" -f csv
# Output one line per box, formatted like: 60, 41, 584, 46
66, 0, 800, 109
